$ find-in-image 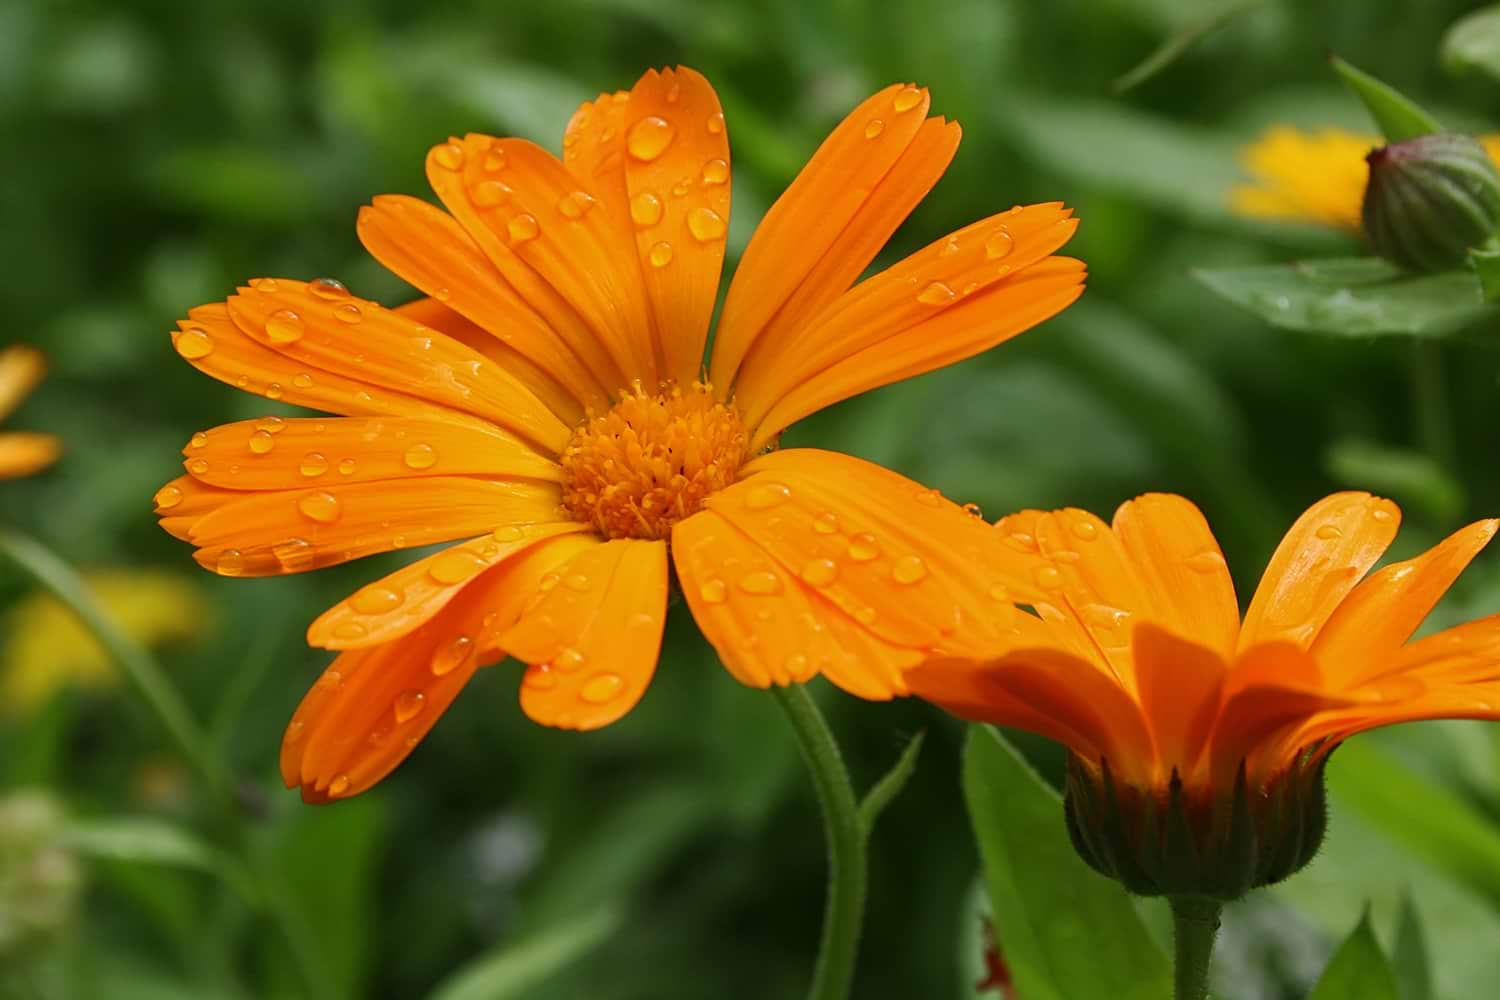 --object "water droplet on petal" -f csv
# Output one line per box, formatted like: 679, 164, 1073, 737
1371, 507, 1394, 522
813, 512, 839, 535
272, 537, 315, 571
581, 673, 624, 704
854, 607, 877, 625
631, 192, 663, 226
190, 432, 208, 449
892, 555, 928, 584
471, 180, 512, 207
333, 303, 362, 324
433, 142, 465, 170
154, 485, 183, 510
403, 443, 437, 469
249, 430, 275, 454
175, 327, 215, 359
865, 119, 885, 139
523, 664, 556, 690
1315, 524, 1343, 540
493, 525, 523, 542
738, 571, 783, 595
848, 534, 880, 561
255, 416, 286, 434
914, 488, 943, 506
699, 579, 728, 604
1072, 519, 1099, 541
431, 635, 473, 676
297, 491, 341, 523
265, 383, 284, 400
188, 458, 210, 475
429, 549, 487, 585
308, 277, 348, 300
893, 86, 923, 113
627, 115, 675, 160
1033, 566, 1062, 589
556, 190, 596, 219
687, 206, 726, 242
917, 281, 955, 305
985, 228, 1014, 260
250, 277, 279, 291
351, 585, 404, 615
745, 482, 791, 510
333, 621, 368, 641
563, 573, 591, 592
648, 241, 674, 268
1187, 550, 1227, 573
265, 309, 304, 345
394, 690, 426, 722
801, 558, 838, 587
706, 111, 725, 134
555, 648, 586, 673
216, 549, 245, 576
701, 158, 729, 185
300, 452, 328, 477
508, 213, 540, 243
329, 775, 351, 797
483, 149, 506, 171
338, 458, 357, 476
